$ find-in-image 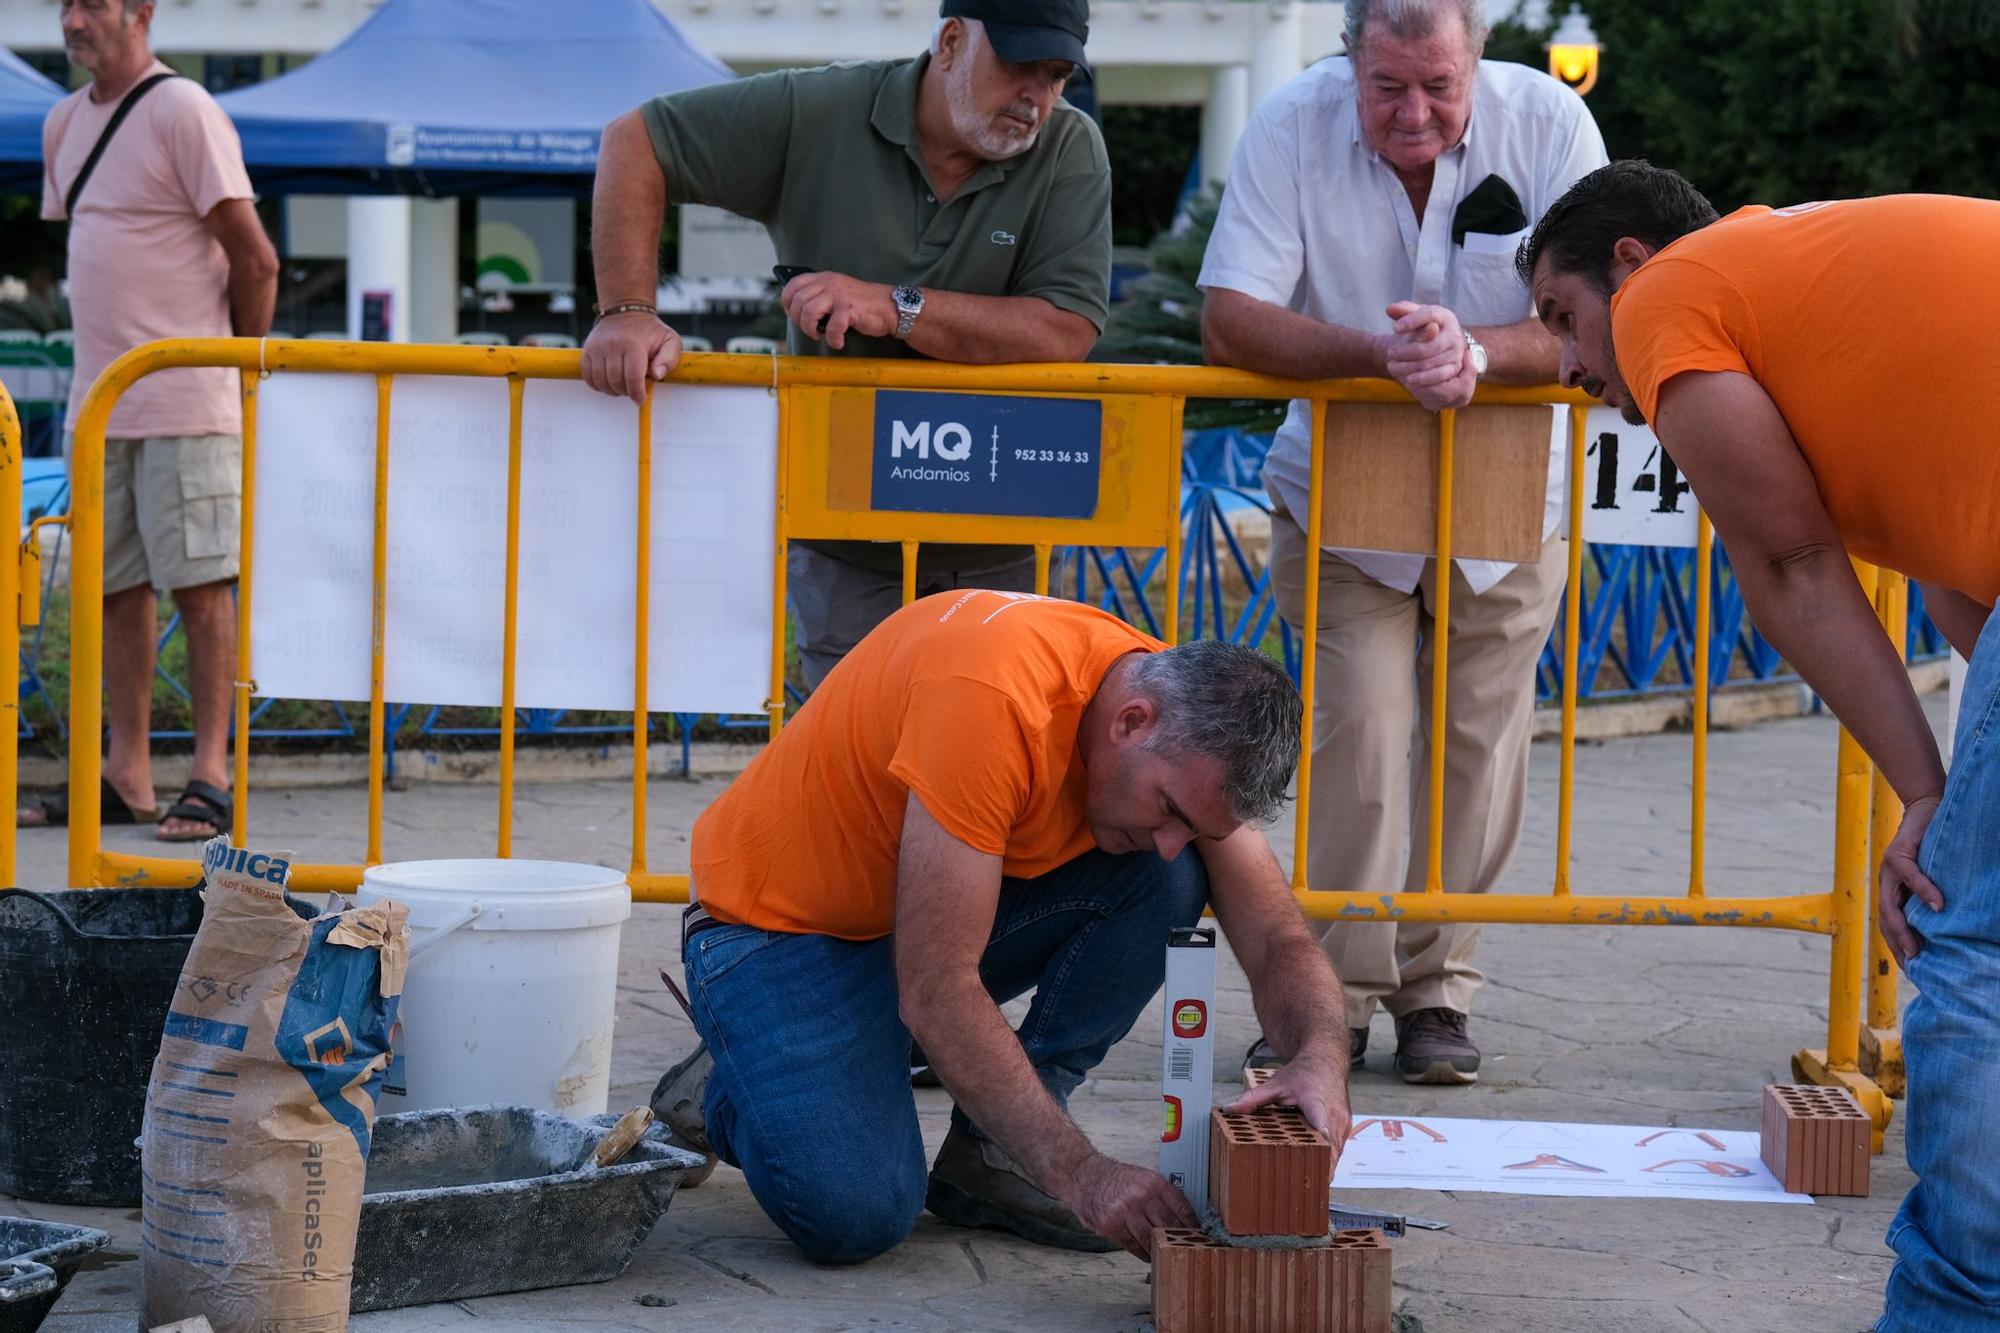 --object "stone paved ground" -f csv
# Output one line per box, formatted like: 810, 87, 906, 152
14, 694, 1938, 1332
